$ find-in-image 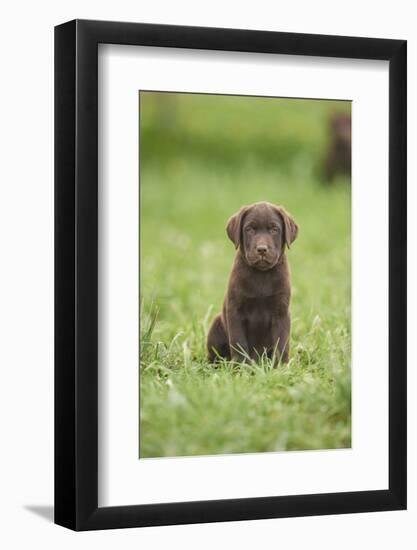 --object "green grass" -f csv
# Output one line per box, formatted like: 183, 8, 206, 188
139, 93, 351, 458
